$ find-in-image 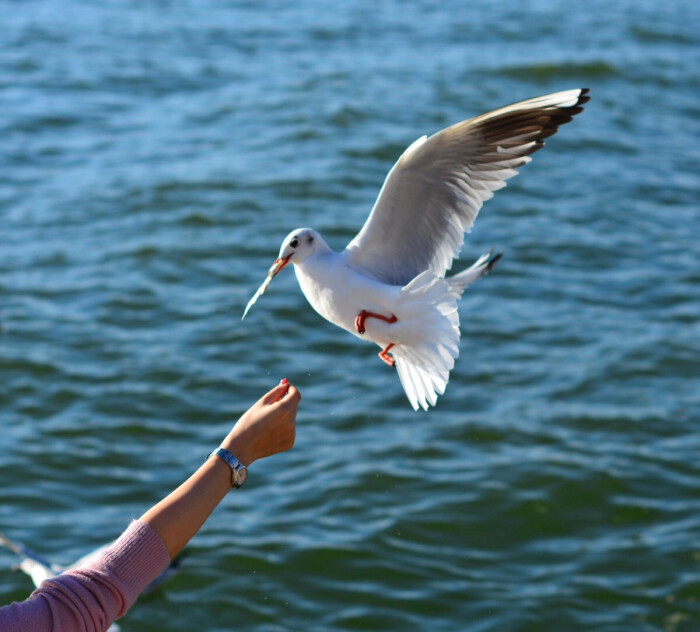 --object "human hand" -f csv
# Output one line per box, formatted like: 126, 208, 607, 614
221, 380, 300, 466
